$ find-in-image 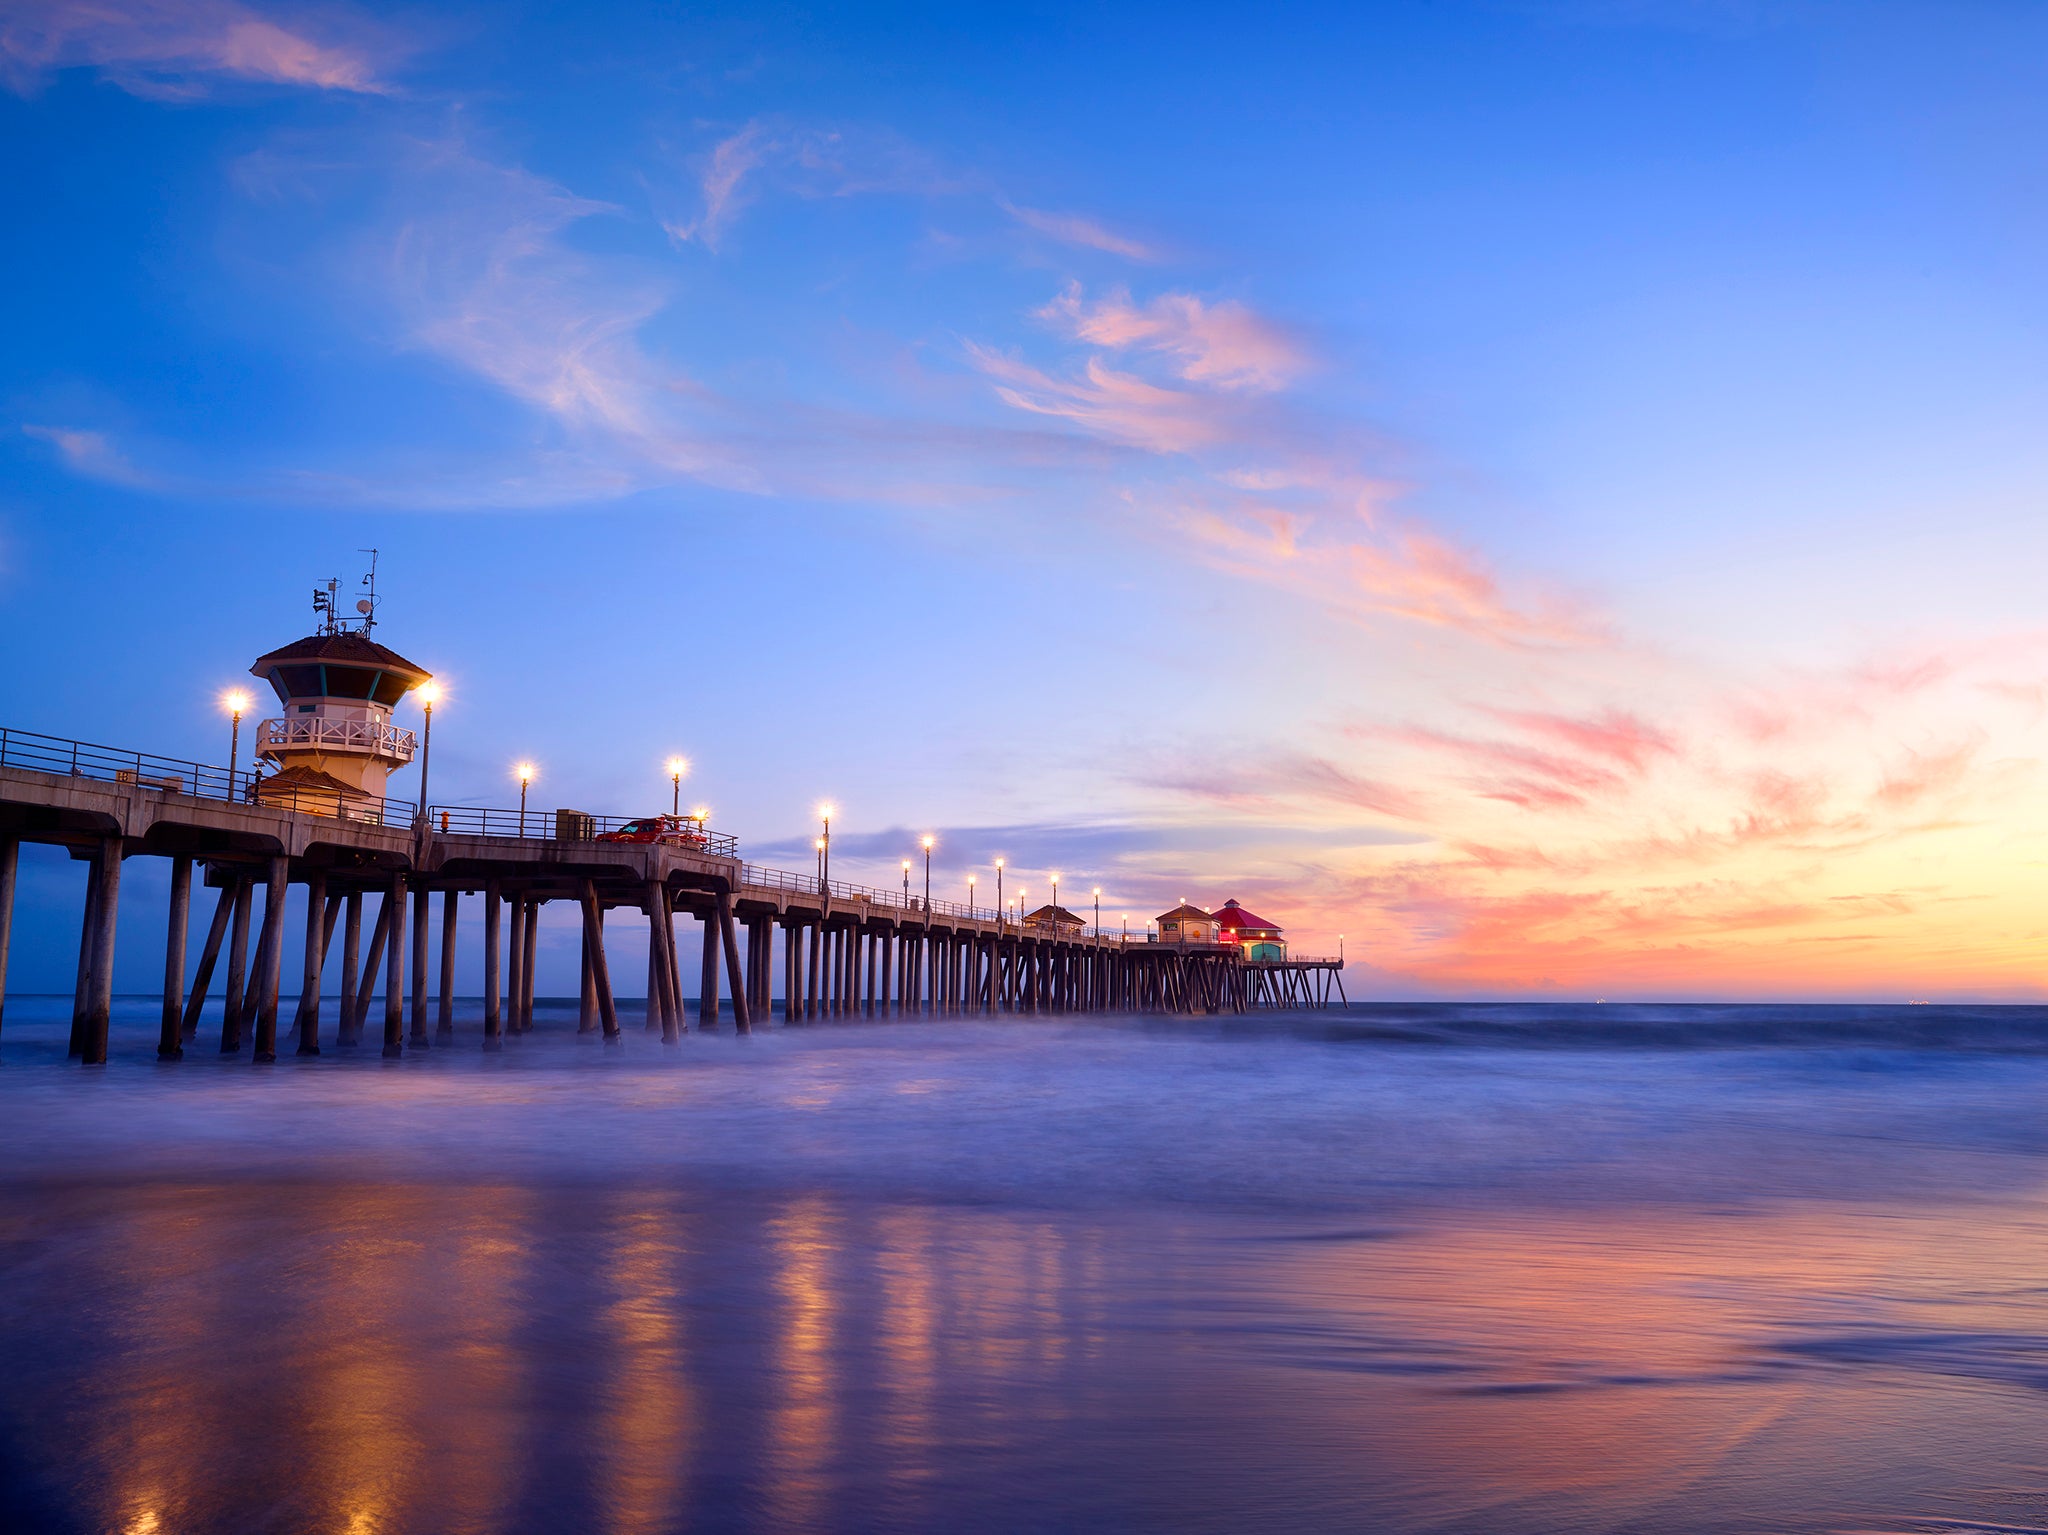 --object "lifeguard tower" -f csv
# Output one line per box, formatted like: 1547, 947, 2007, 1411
247, 562, 431, 819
